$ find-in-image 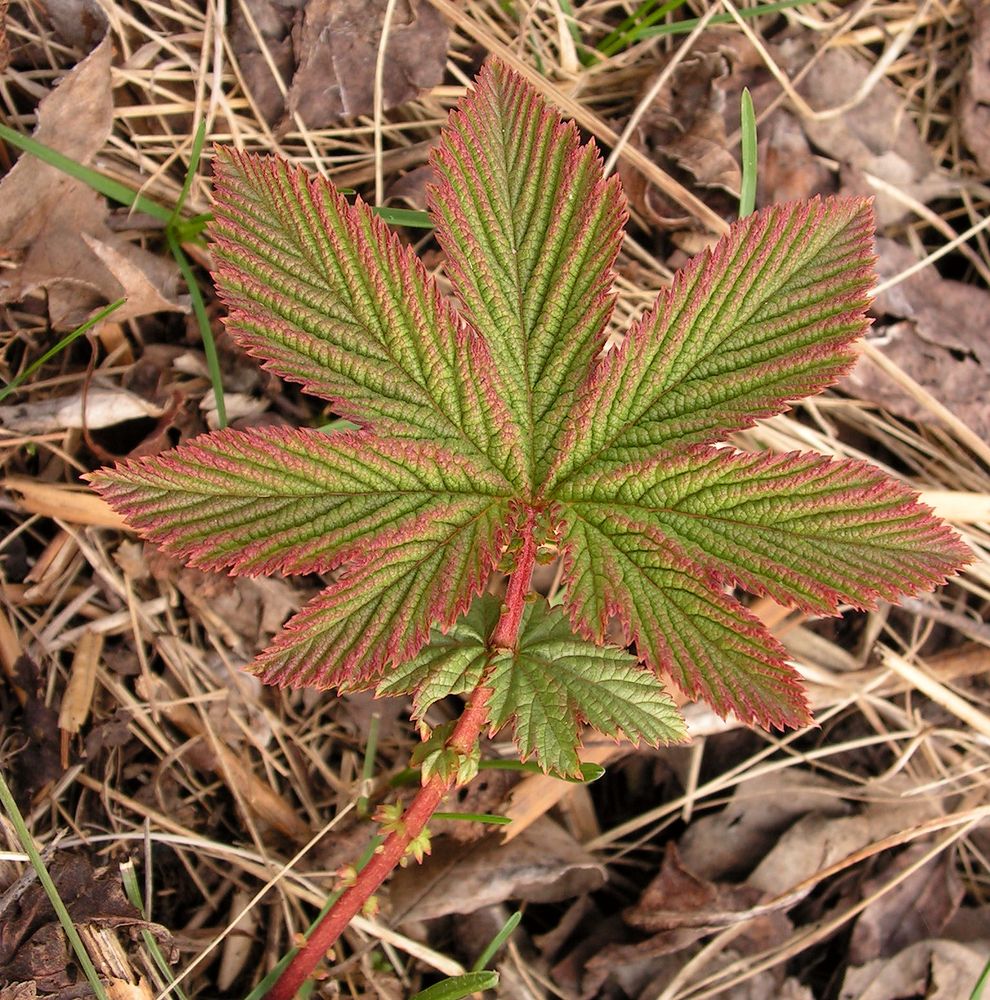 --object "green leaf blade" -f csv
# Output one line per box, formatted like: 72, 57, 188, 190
253, 504, 509, 690
209, 148, 516, 472
552, 197, 876, 482
430, 60, 627, 483
556, 507, 811, 729
377, 595, 502, 715
88, 427, 510, 577
560, 448, 973, 615
487, 603, 686, 775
